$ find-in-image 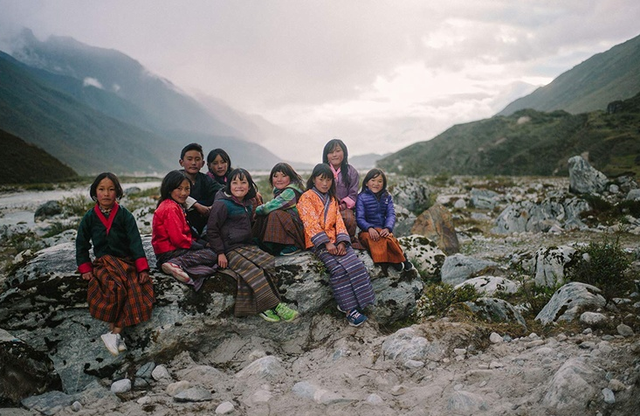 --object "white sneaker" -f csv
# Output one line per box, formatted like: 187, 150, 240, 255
161, 262, 191, 283
116, 334, 127, 352
101, 332, 119, 356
